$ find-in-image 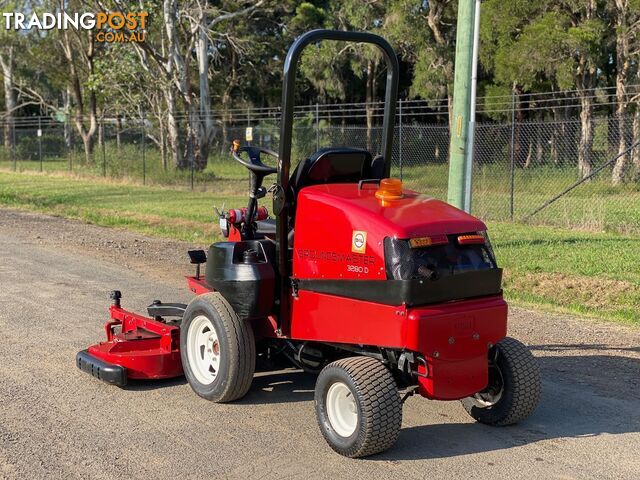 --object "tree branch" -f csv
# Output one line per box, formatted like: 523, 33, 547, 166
206, 0, 265, 30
